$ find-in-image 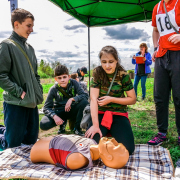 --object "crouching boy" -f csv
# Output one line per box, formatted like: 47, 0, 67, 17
40, 65, 88, 136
